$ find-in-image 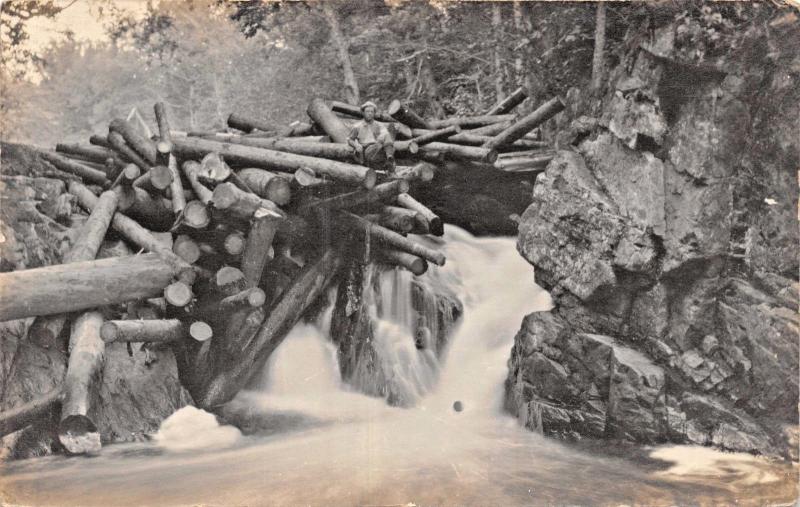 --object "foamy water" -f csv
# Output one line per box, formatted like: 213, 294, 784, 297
1, 226, 796, 507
